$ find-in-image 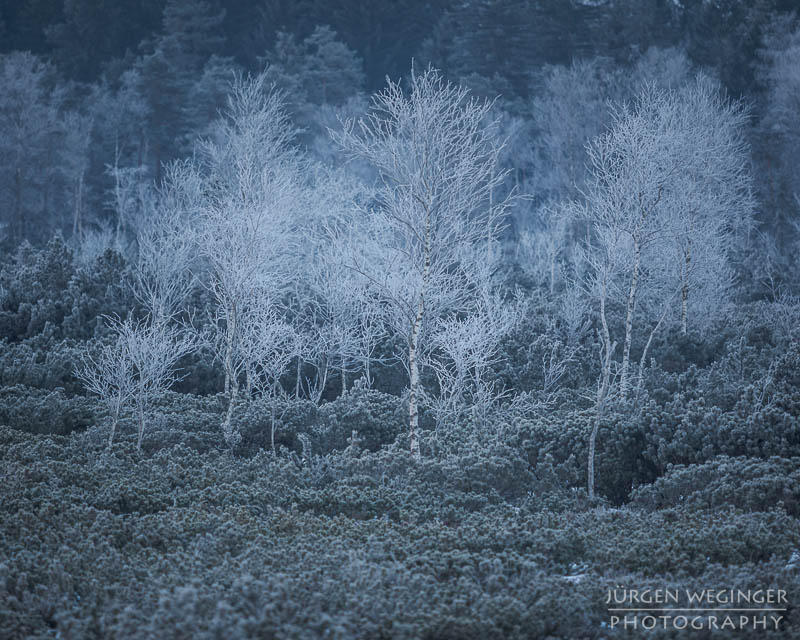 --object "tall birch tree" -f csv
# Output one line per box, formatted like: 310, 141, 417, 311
330, 67, 510, 459
166, 73, 302, 447
572, 78, 753, 497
